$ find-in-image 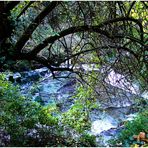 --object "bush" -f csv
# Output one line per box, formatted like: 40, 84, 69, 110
110, 109, 148, 147
0, 74, 96, 146
61, 103, 91, 133
0, 74, 59, 146
78, 134, 96, 147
